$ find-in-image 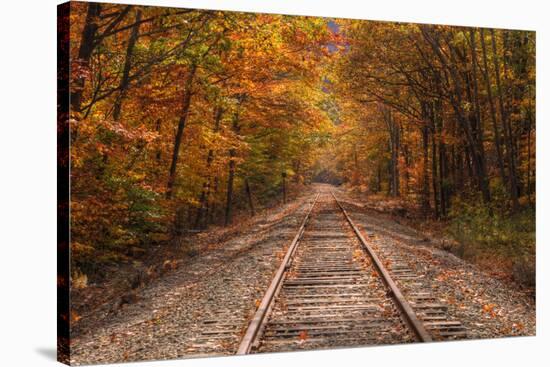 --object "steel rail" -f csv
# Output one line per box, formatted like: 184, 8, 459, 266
331, 191, 433, 343
236, 192, 321, 354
